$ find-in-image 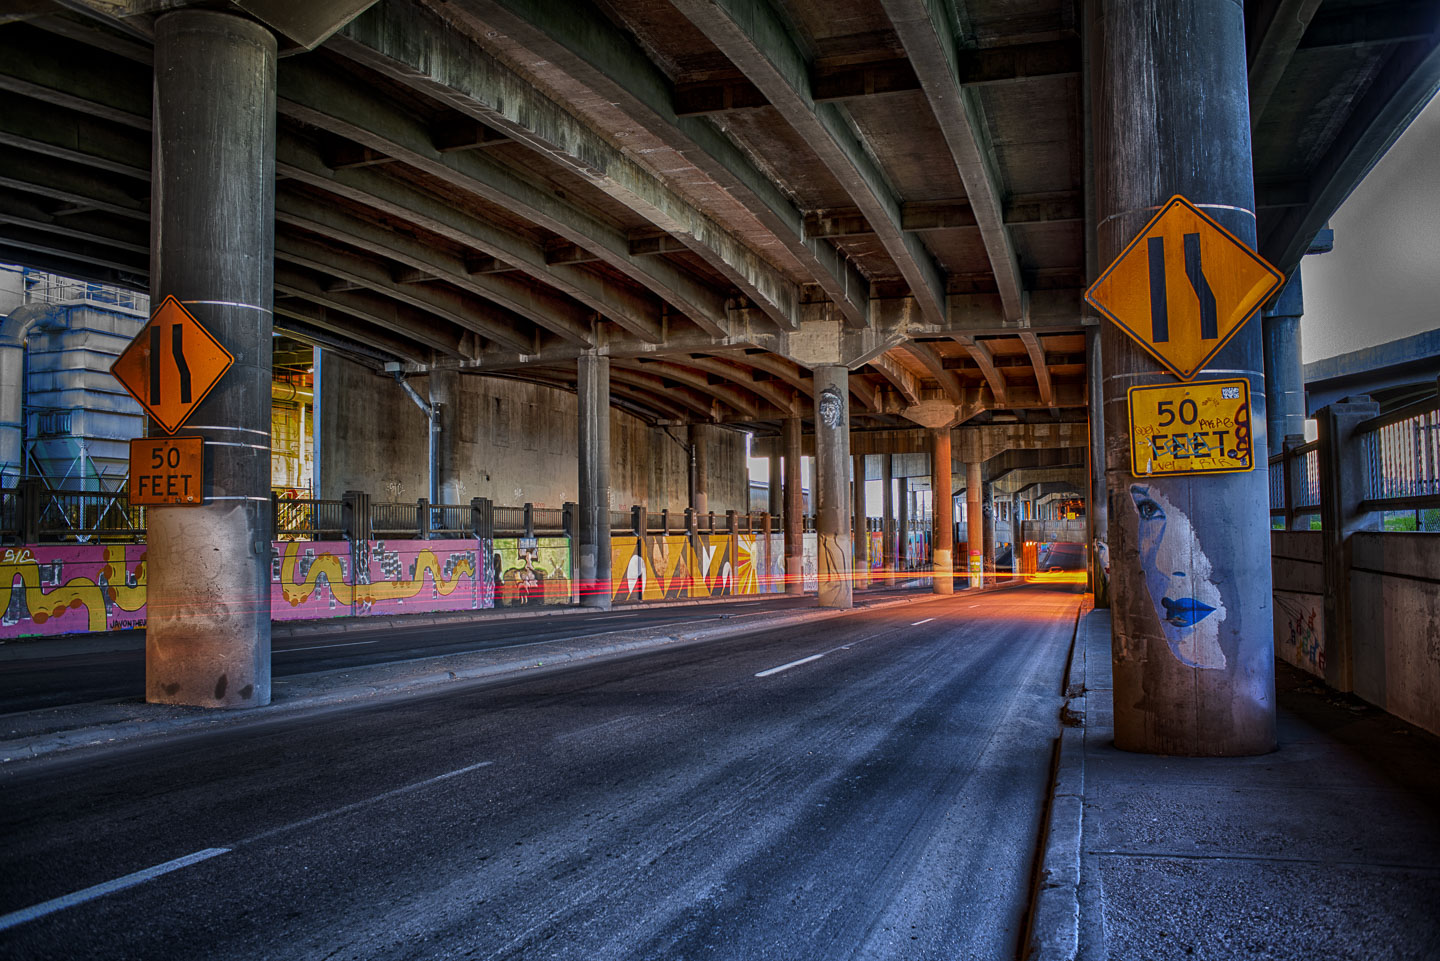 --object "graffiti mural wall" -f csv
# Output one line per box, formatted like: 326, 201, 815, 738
1273, 590, 1324, 678
272, 539, 491, 620
0, 544, 147, 638
273, 540, 353, 621
610, 532, 788, 604
493, 537, 572, 607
